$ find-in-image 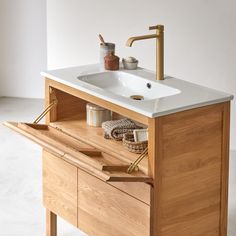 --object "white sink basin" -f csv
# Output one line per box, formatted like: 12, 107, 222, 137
77, 71, 180, 101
